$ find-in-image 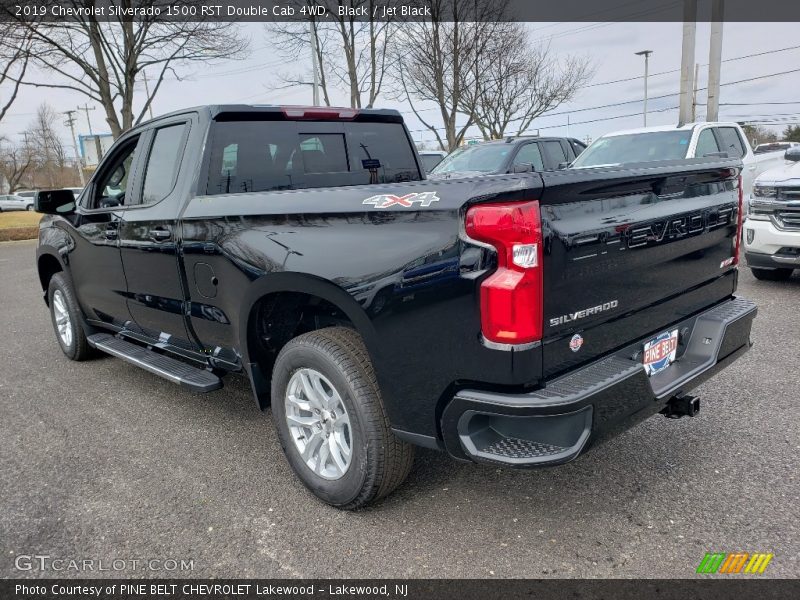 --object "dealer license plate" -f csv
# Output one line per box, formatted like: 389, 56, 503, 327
642, 329, 679, 376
